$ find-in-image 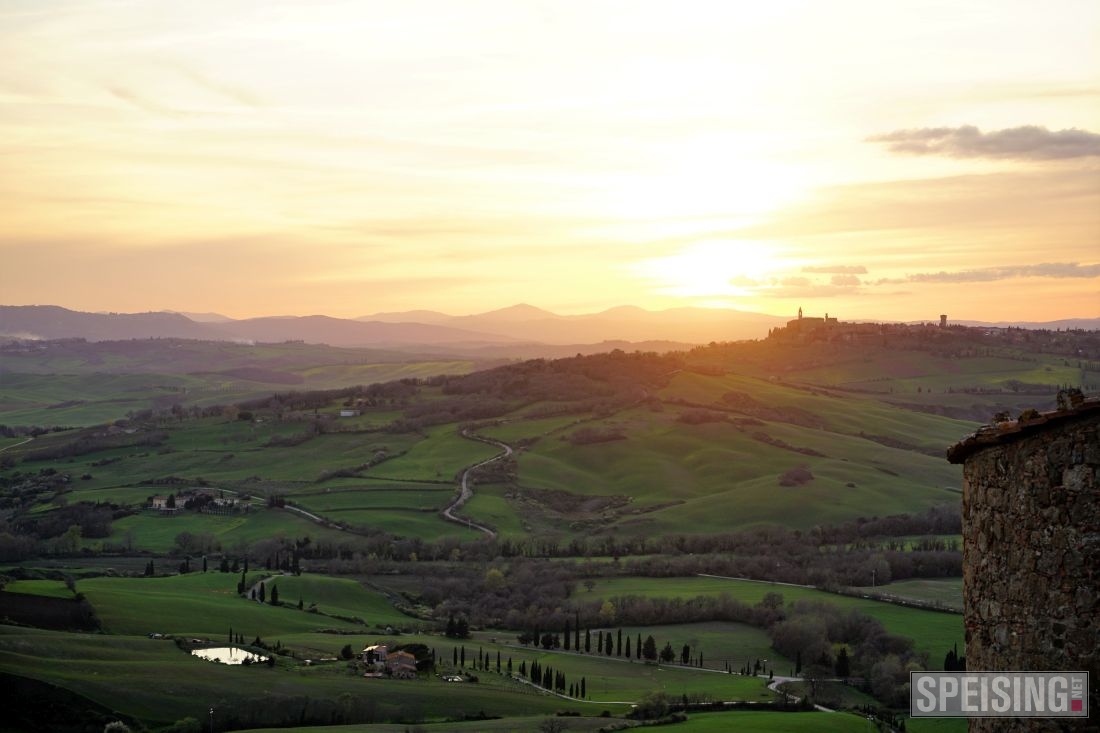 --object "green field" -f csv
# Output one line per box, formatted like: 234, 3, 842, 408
587, 576, 963, 666
0, 340, 484, 427
662, 710, 876, 732
93, 507, 350, 553
427, 636, 776, 703
2, 579, 74, 598
854, 578, 963, 611
370, 426, 501, 482
235, 710, 881, 733
236, 716, 621, 733
464, 485, 529, 535
512, 375, 967, 534
79, 571, 413, 637
0, 625, 585, 729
